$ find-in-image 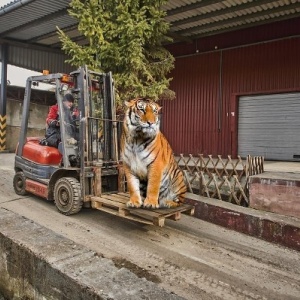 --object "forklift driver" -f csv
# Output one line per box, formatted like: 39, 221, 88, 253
41, 94, 79, 148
